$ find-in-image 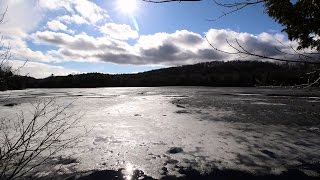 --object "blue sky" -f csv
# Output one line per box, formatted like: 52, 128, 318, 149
1, 0, 295, 78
